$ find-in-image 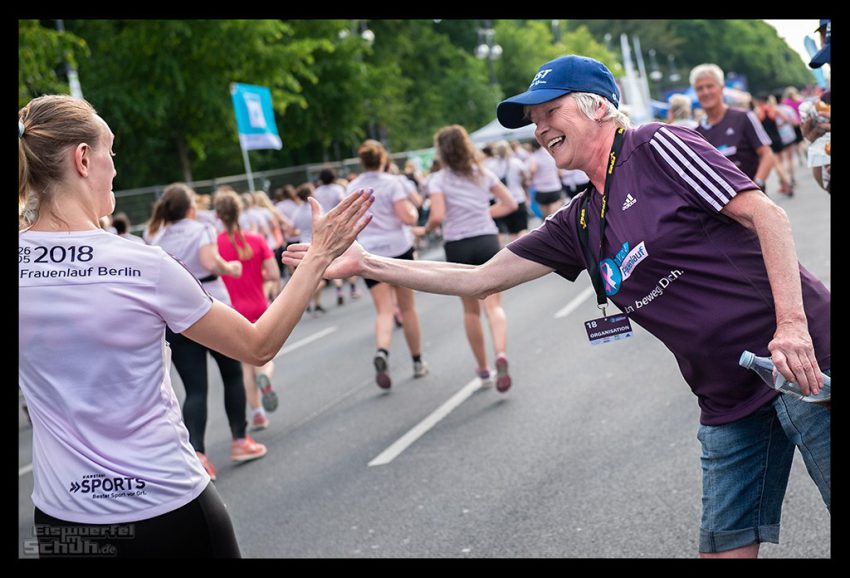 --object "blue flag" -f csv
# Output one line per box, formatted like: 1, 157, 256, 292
803, 36, 828, 88
230, 83, 282, 150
